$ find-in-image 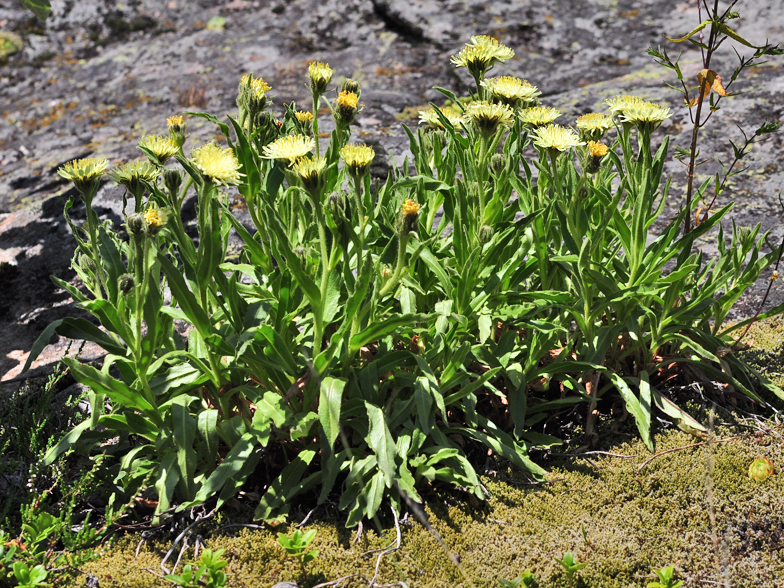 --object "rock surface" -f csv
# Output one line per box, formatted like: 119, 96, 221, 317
1, 0, 783, 380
